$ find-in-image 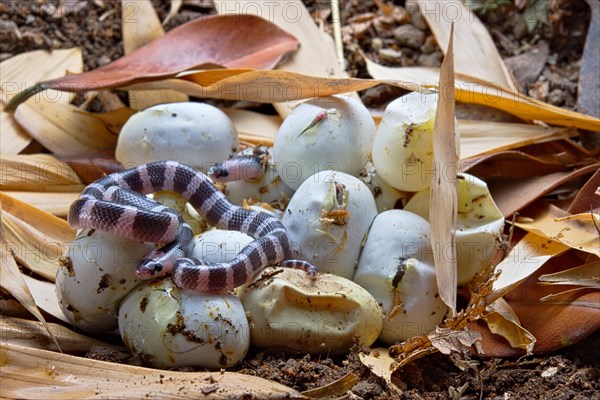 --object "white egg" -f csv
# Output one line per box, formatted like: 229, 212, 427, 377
282, 170, 377, 279
119, 278, 249, 369
239, 267, 382, 354
189, 229, 253, 264
273, 96, 376, 190
404, 173, 505, 285
116, 102, 239, 172
354, 210, 448, 343
55, 228, 154, 333
372, 92, 460, 192
359, 161, 406, 212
